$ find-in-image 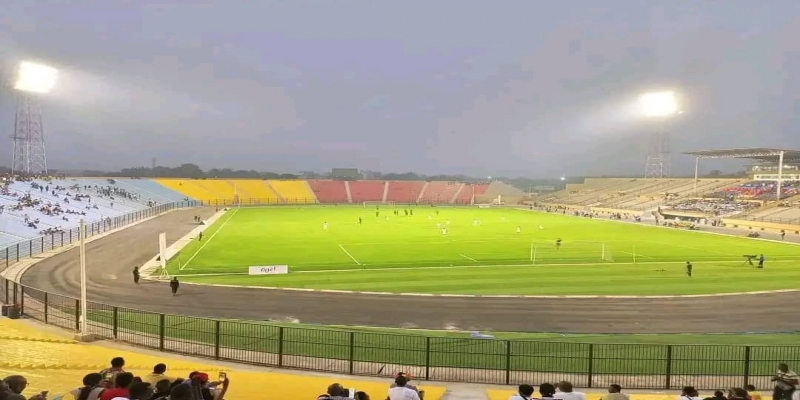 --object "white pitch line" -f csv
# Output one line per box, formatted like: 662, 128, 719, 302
338, 244, 361, 265
180, 208, 239, 270
293, 259, 799, 275
459, 254, 478, 262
